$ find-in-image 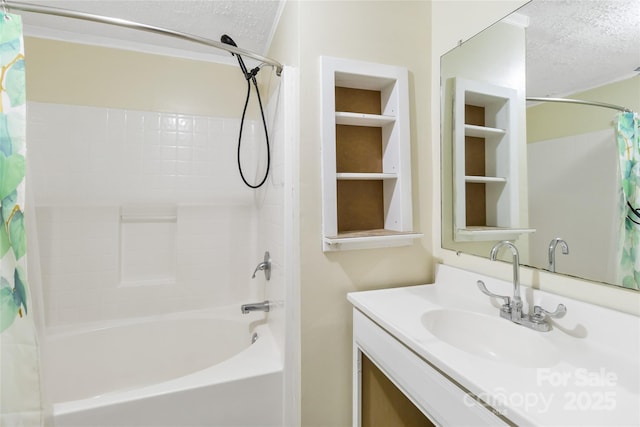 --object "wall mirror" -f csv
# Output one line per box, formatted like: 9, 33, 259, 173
440, 0, 639, 289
